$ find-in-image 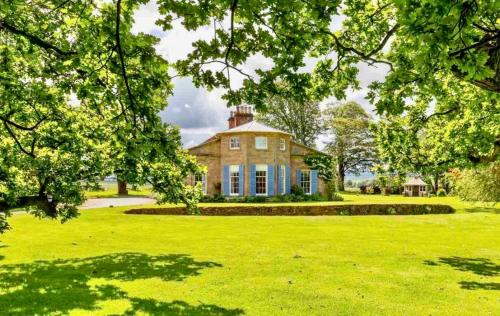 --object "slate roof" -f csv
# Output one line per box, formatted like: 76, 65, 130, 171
218, 121, 291, 135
